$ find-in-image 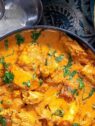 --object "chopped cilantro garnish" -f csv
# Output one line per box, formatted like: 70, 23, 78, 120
69, 70, 77, 80
0, 57, 9, 69
71, 89, 78, 96
31, 31, 41, 43
52, 109, 64, 117
63, 54, 73, 77
0, 57, 4, 64
0, 116, 6, 126
64, 68, 70, 77
66, 54, 73, 68
45, 59, 48, 66
4, 40, 8, 50
39, 79, 43, 86
77, 78, 84, 89
0, 100, 3, 104
83, 88, 95, 100
32, 73, 36, 80
3, 71, 14, 84
48, 50, 56, 56
23, 80, 31, 87
55, 55, 64, 62
89, 88, 95, 97
72, 123, 80, 126
15, 33, 24, 46
0, 108, 3, 112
